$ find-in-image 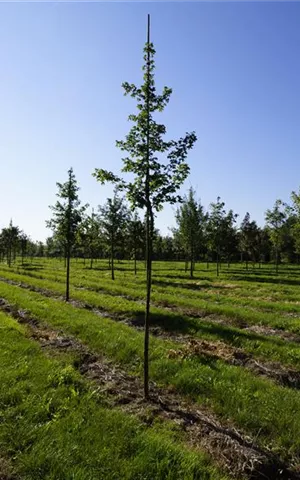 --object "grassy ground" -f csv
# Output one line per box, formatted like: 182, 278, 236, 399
0, 309, 228, 480
1, 258, 300, 479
